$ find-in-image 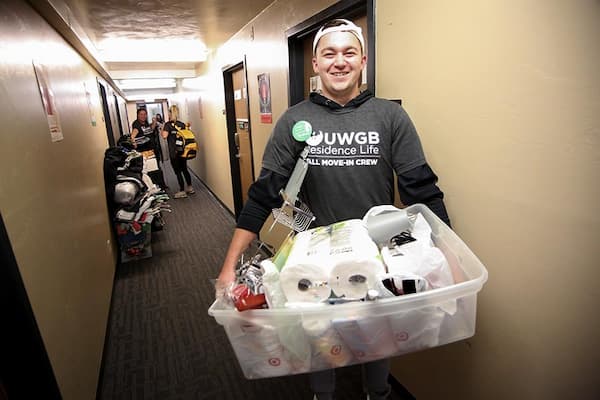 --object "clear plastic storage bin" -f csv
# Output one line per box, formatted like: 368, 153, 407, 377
208, 204, 488, 379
